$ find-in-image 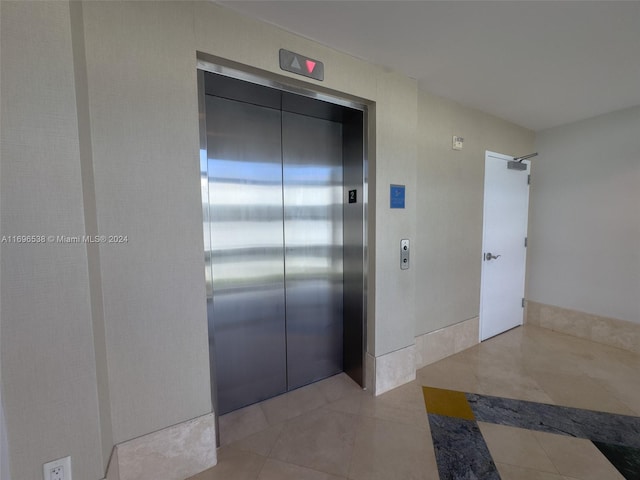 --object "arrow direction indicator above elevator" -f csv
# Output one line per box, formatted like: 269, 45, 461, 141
305, 60, 316, 73
280, 49, 324, 81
